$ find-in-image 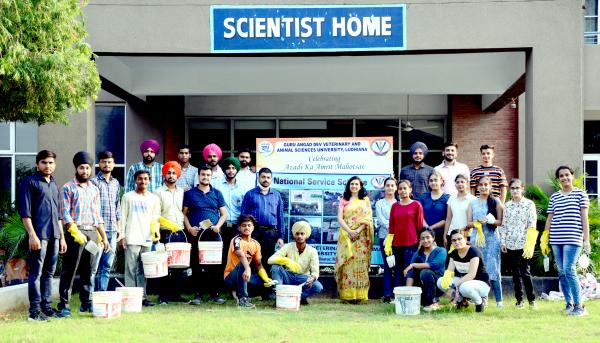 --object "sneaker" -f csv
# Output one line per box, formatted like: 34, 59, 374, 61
496, 302, 504, 309
456, 298, 469, 310
564, 303, 574, 314
55, 308, 71, 318
189, 297, 202, 305
300, 298, 309, 305
79, 305, 93, 314
28, 312, 50, 322
42, 308, 58, 318
159, 297, 169, 305
142, 299, 156, 307
475, 301, 487, 313
515, 301, 525, 309
262, 292, 276, 301
569, 305, 588, 317
381, 296, 392, 304
211, 296, 226, 305
529, 301, 538, 310
423, 303, 441, 312
238, 297, 255, 309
